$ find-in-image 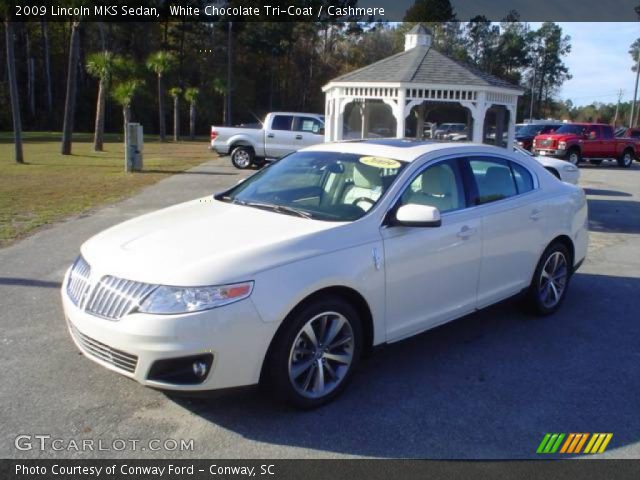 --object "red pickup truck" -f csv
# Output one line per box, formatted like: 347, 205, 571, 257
532, 123, 638, 168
